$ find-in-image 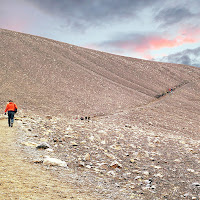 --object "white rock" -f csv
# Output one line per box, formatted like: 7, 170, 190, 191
97, 130, 106, 134
142, 171, 150, 176
174, 159, 181, 163
70, 141, 78, 146
89, 136, 95, 141
107, 171, 116, 176
135, 176, 142, 180
22, 141, 37, 147
84, 153, 91, 161
154, 173, 163, 178
192, 182, 200, 187
187, 168, 195, 173
154, 165, 162, 169
43, 156, 67, 167
105, 153, 116, 159
46, 148, 54, 152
